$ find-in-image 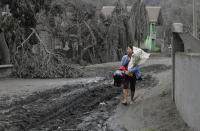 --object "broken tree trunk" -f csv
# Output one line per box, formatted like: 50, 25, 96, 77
0, 31, 10, 64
